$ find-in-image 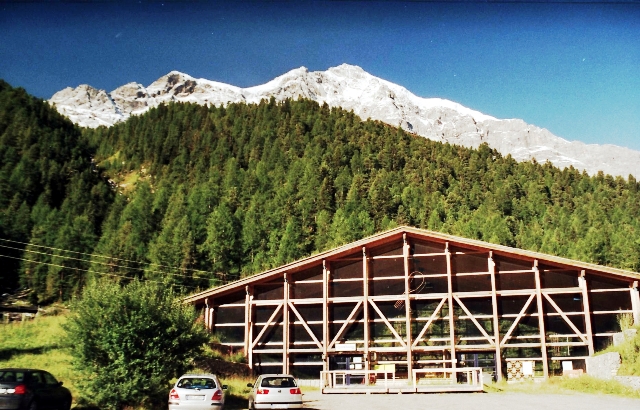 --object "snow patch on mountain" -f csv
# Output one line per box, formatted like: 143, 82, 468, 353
49, 64, 640, 179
